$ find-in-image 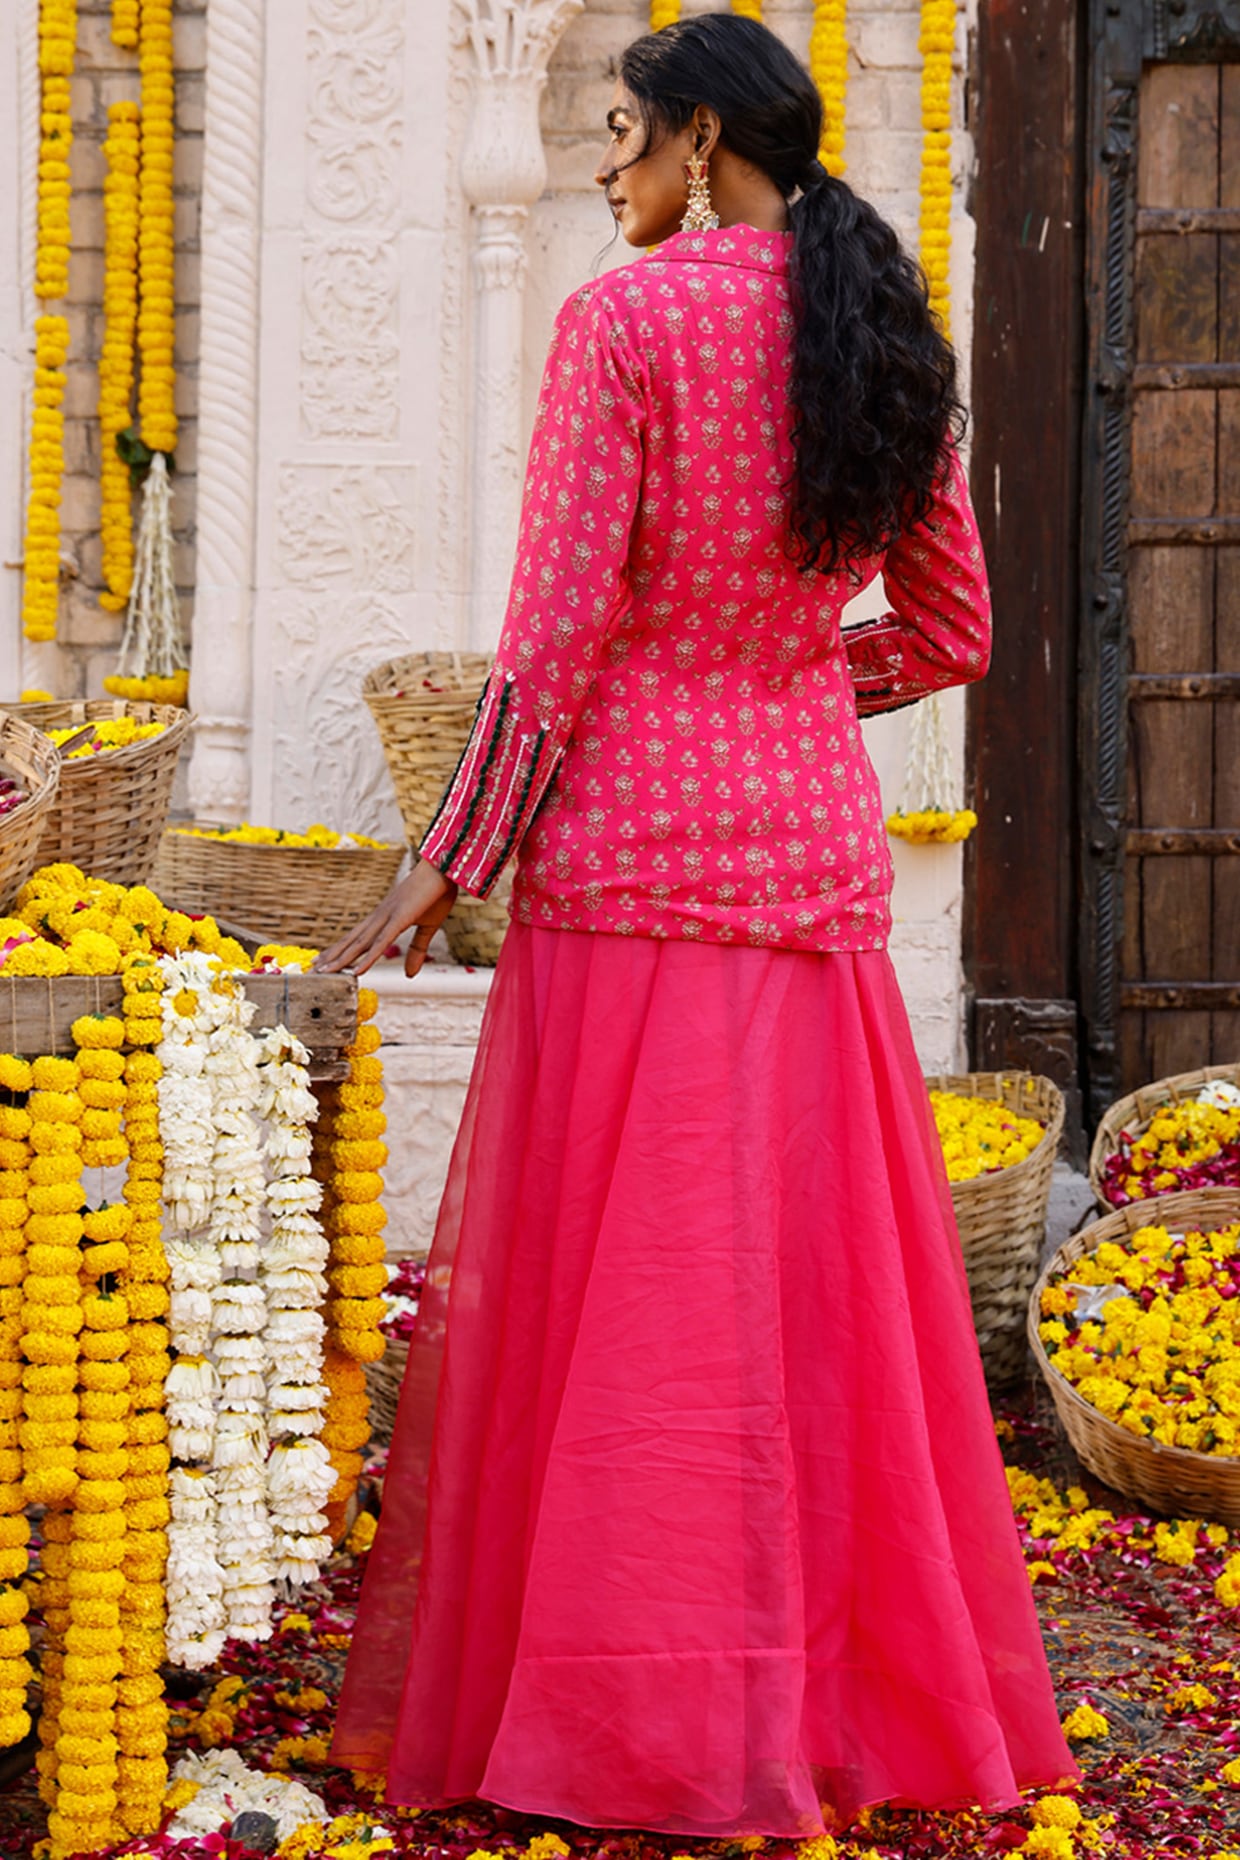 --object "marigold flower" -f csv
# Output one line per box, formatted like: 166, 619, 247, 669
0, 1057, 31, 1094
1021, 1830, 1075, 1860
